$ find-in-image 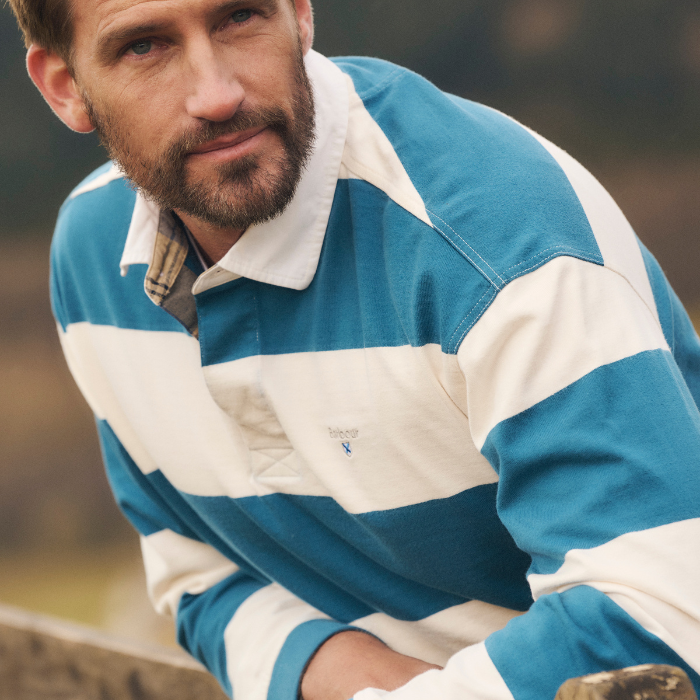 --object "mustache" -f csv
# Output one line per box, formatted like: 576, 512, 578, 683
166, 107, 290, 161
